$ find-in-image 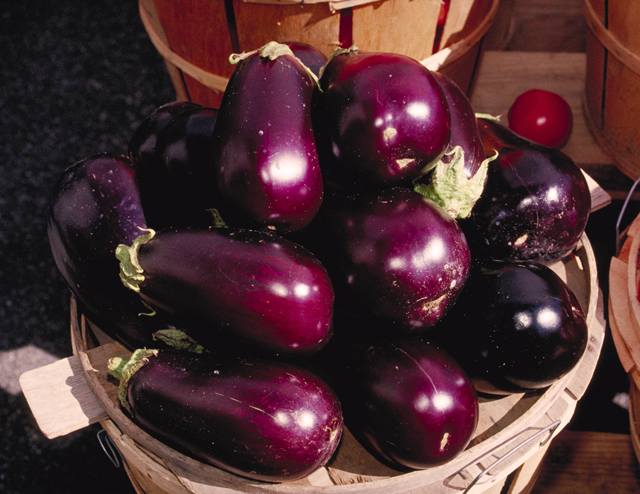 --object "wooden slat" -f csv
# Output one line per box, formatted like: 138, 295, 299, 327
19, 351, 109, 439
530, 431, 640, 494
